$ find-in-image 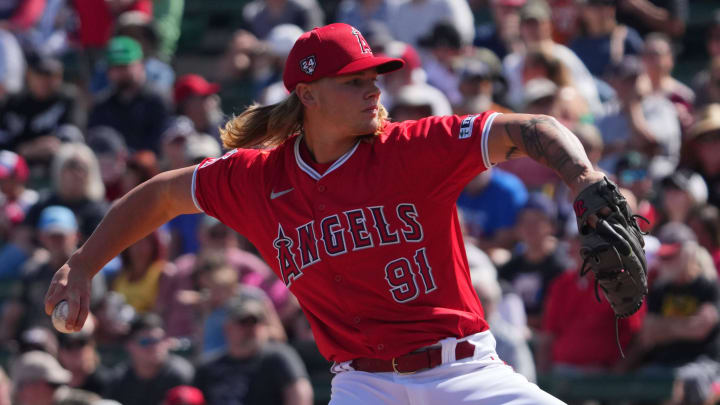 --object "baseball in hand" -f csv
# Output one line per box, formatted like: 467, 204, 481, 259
52, 300, 73, 333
